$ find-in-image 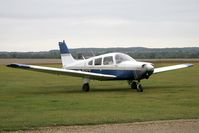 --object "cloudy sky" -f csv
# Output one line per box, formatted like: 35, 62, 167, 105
0, 0, 199, 51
